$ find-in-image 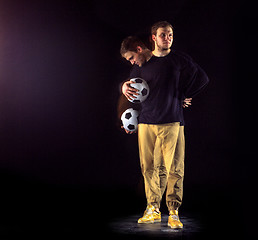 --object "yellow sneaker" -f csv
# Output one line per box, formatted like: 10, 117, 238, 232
168, 209, 183, 229
138, 205, 161, 224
